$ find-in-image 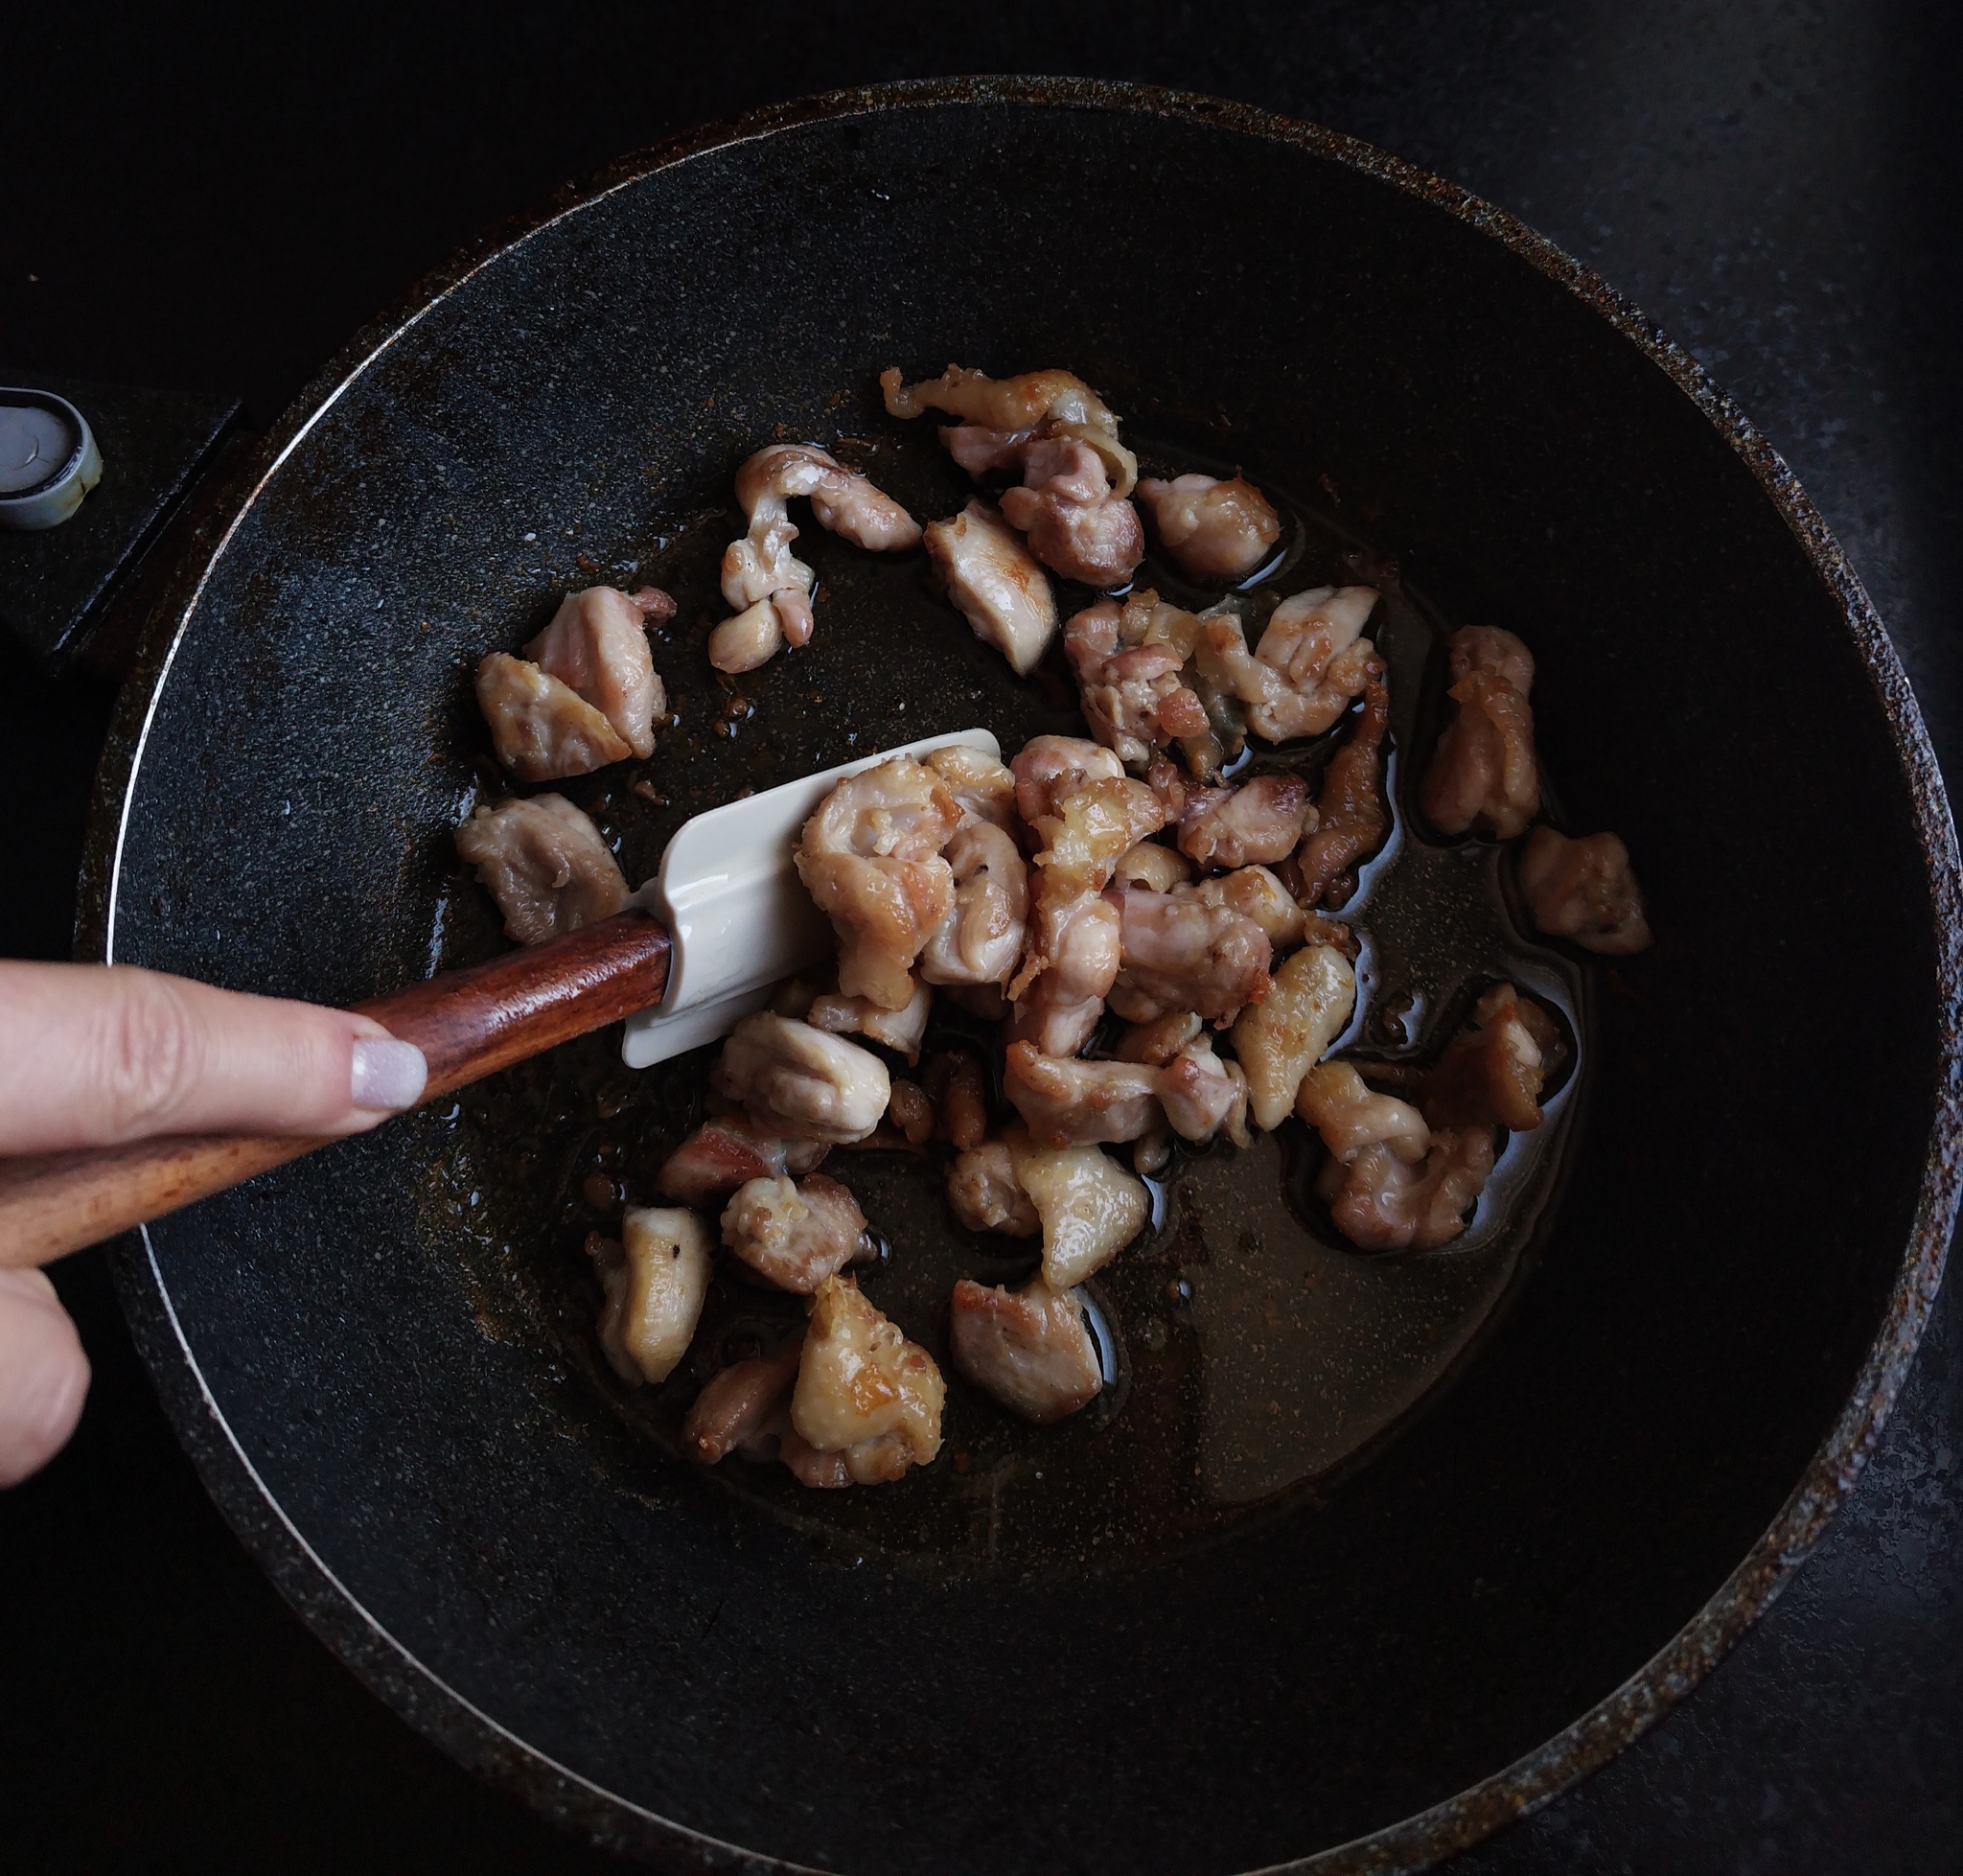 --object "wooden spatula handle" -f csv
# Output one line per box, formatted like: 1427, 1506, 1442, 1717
0, 911, 671, 1269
